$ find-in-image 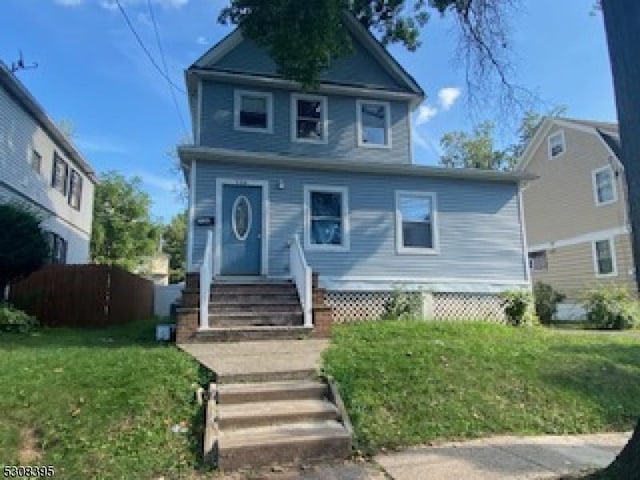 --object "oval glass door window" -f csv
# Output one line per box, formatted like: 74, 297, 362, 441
232, 195, 252, 241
